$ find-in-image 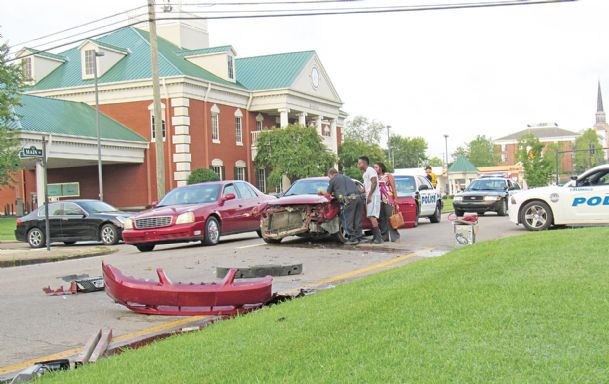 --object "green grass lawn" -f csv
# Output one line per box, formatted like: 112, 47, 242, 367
0, 217, 16, 241
443, 197, 454, 212
42, 228, 609, 383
